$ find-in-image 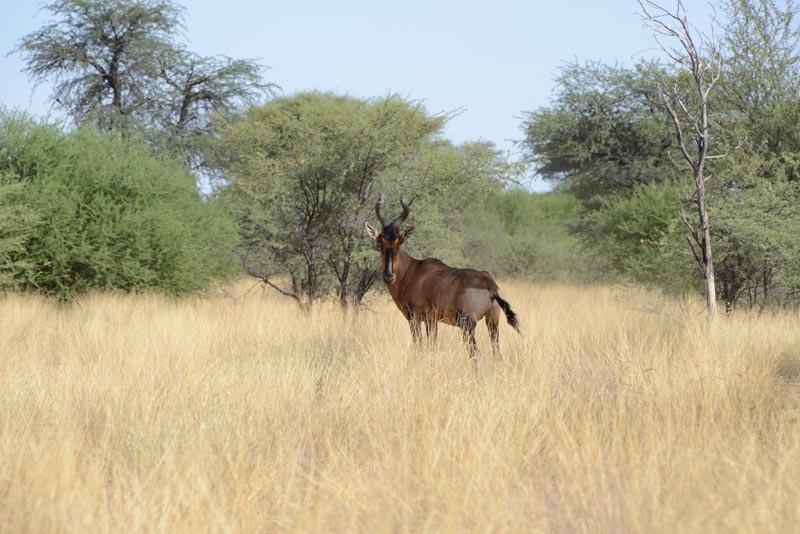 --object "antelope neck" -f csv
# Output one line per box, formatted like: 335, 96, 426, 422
385, 248, 417, 296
